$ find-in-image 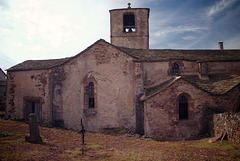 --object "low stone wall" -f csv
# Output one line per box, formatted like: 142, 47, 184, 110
213, 112, 240, 144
